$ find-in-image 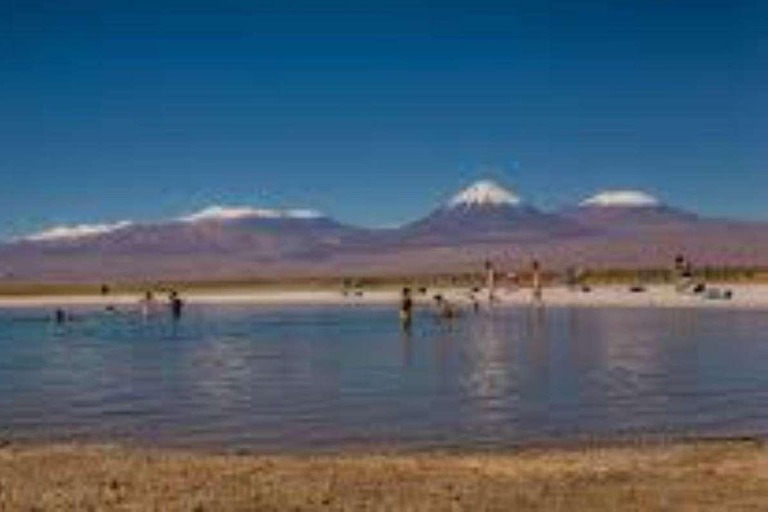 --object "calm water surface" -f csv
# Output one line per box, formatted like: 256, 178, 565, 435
2, 304, 768, 450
